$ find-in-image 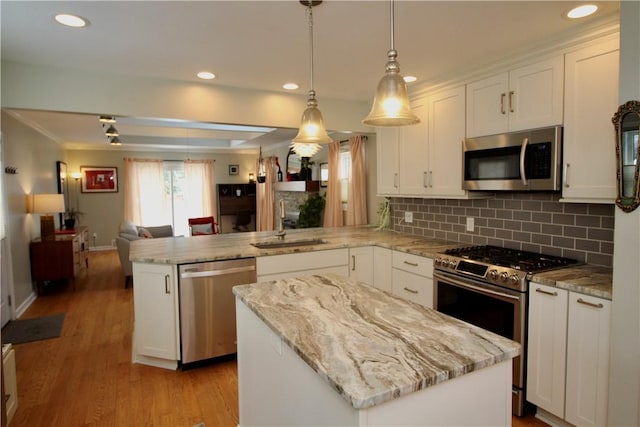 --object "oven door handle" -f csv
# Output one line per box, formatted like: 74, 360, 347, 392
520, 137, 529, 187
434, 272, 521, 302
